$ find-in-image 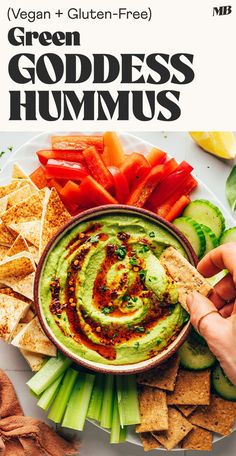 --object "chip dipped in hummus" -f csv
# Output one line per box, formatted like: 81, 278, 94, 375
39, 214, 194, 365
